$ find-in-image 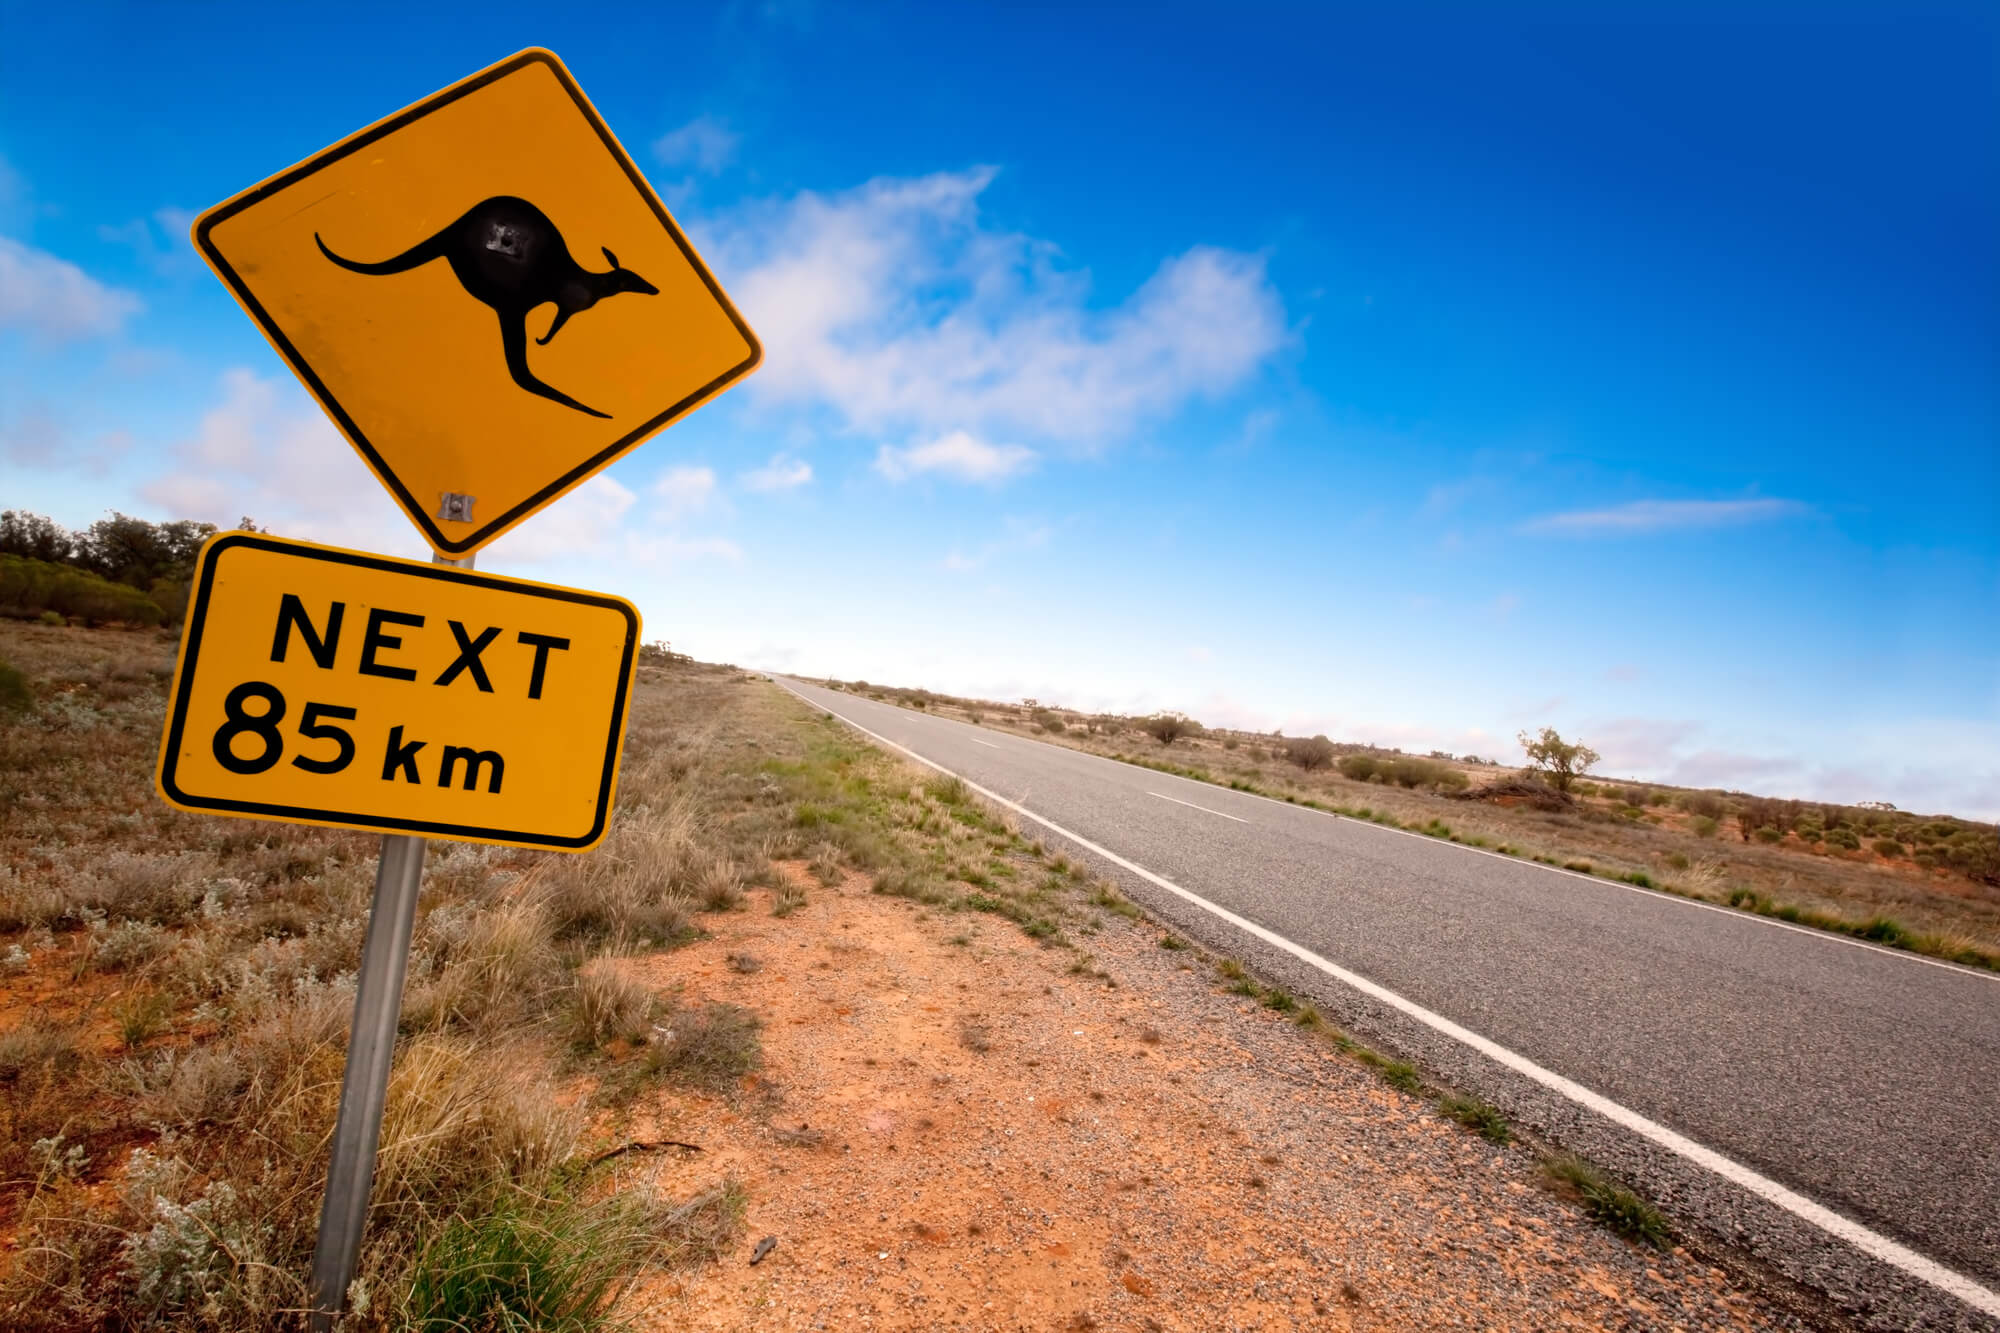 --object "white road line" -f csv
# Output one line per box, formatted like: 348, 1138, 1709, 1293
966, 736, 1001, 749
775, 679, 2000, 1320
1149, 791, 1249, 823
